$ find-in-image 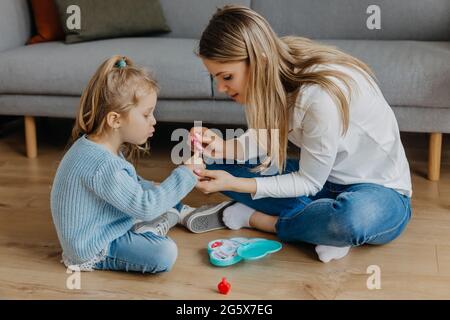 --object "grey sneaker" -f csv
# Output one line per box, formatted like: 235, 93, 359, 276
181, 201, 235, 233
132, 209, 179, 236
